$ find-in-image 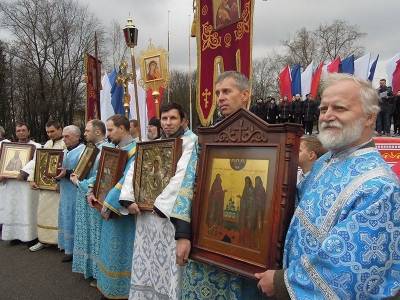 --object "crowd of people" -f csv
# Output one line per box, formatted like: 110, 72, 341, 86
0, 71, 399, 299
251, 82, 400, 137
